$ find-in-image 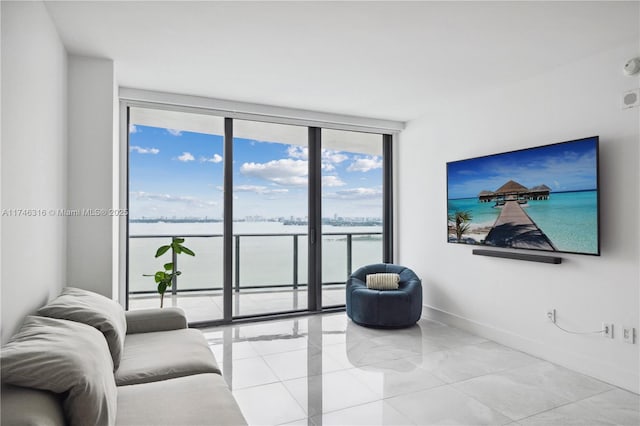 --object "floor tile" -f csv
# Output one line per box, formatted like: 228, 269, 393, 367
454, 361, 613, 420
233, 382, 307, 426
386, 385, 512, 425
223, 356, 279, 390
305, 314, 355, 347
278, 419, 312, 426
238, 319, 306, 339
262, 346, 346, 381
416, 319, 489, 348
282, 369, 382, 417
250, 335, 310, 356
311, 399, 414, 425
517, 388, 640, 426
408, 341, 539, 383
210, 340, 261, 363
320, 324, 426, 368
349, 357, 445, 398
